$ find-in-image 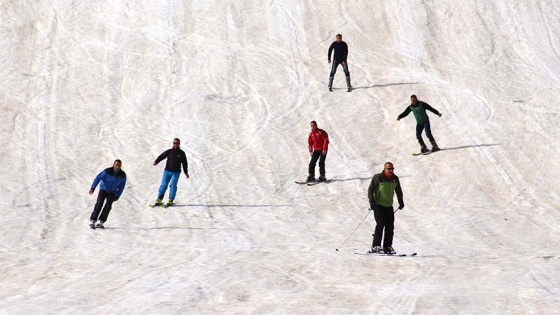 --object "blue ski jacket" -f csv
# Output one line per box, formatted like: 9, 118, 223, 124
91, 167, 127, 198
